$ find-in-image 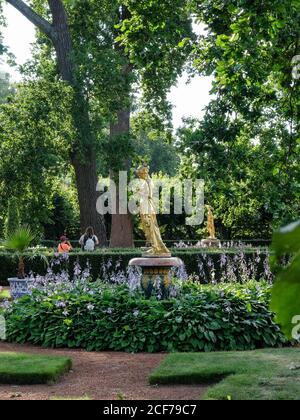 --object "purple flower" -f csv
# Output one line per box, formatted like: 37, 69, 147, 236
73, 262, 82, 277
0, 299, 12, 310
219, 253, 227, 268
56, 301, 66, 308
